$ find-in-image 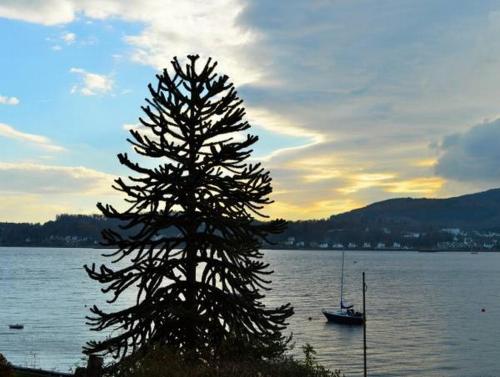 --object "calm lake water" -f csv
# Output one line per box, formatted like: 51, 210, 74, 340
1, 247, 499, 376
